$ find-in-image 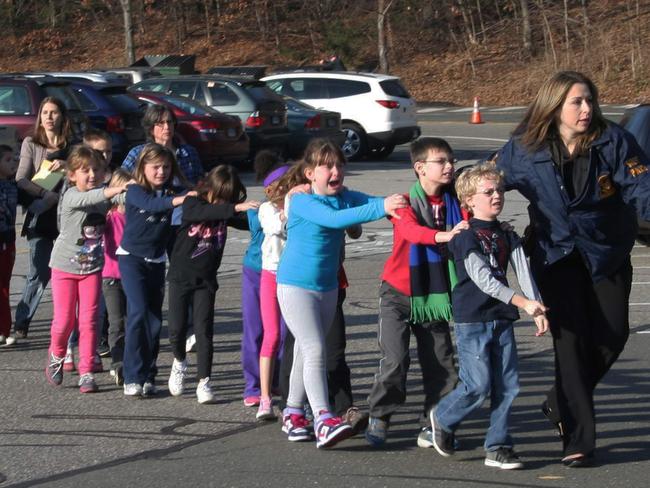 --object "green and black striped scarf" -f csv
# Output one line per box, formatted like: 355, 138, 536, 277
408, 181, 461, 323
